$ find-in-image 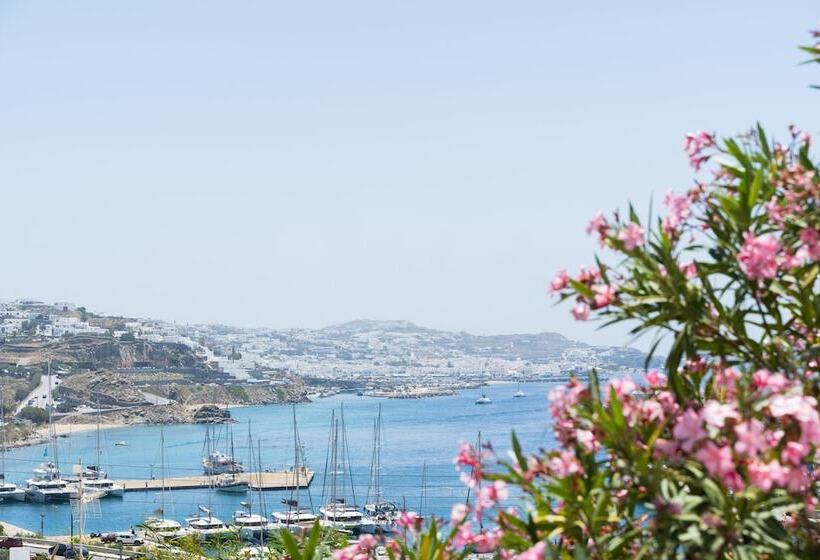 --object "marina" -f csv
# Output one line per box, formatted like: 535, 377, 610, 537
1, 382, 557, 536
